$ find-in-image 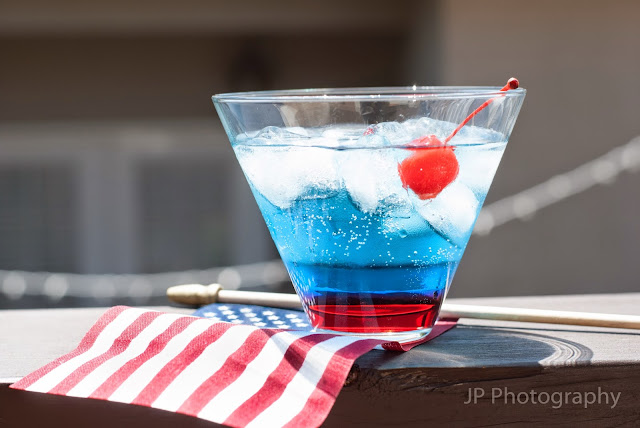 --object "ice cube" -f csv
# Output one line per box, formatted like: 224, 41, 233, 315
382, 212, 431, 238
367, 122, 405, 145
321, 126, 364, 146
366, 119, 453, 146
414, 181, 479, 245
250, 126, 310, 145
454, 144, 506, 195
455, 125, 501, 142
404, 117, 456, 141
234, 145, 340, 209
340, 149, 411, 214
